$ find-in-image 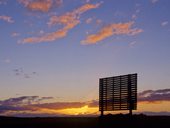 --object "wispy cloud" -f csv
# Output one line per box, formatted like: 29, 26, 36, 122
0, 96, 80, 110
3, 58, 11, 64
85, 0, 91, 3
81, 21, 143, 45
151, 0, 159, 4
161, 21, 168, 27
129, 41, 137, 48
0, 0, 7, 5
11, 32, 20, 37
96, 19, 102, 25
0, 15, 14, 23
86, 18, 93, 24
21, 3, 101, 44
13, 68, 37, 78
18, 0, 63, 12
132, 14, 137, 20
131, 4, 141, 20
0, 96, 42, 106
138, 89, 170, 102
